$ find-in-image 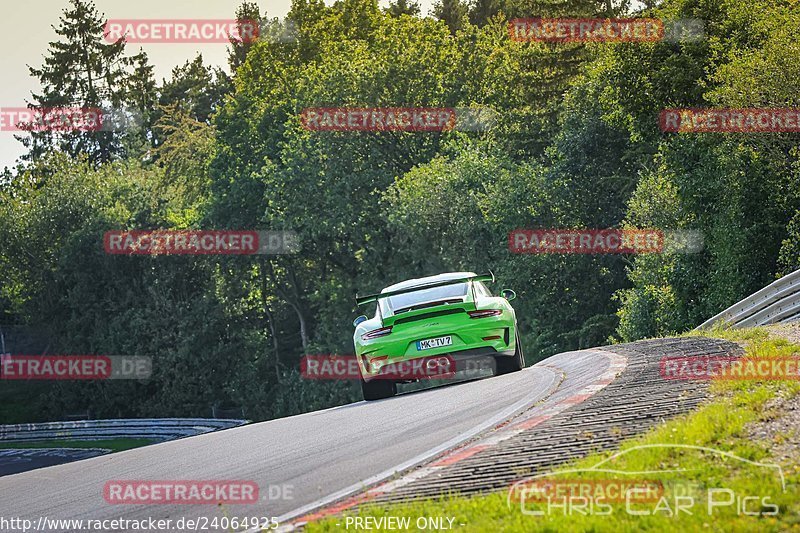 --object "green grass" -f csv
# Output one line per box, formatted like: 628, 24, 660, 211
307, 333, 800, 532
0, 438, 155, 452
682, 325, 773, 344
